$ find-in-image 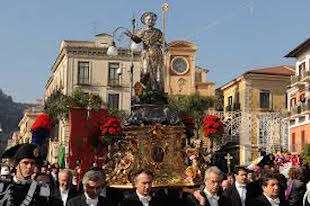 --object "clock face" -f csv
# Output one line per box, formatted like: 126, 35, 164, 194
172, 57, 188, 74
